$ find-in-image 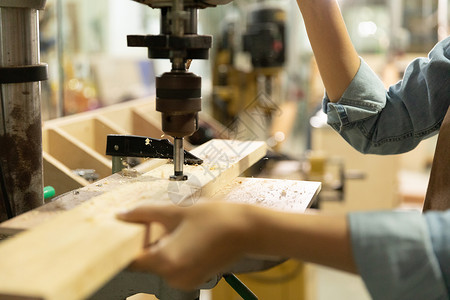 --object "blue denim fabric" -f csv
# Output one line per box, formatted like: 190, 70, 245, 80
425, 211, 450, 296
323, 36, 450, 154
349, 211, 449, 300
